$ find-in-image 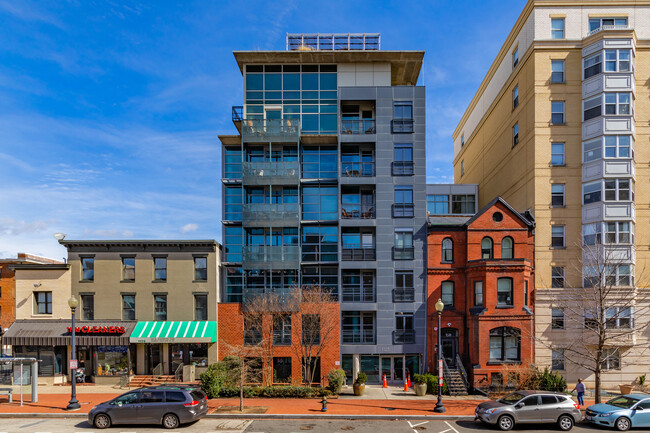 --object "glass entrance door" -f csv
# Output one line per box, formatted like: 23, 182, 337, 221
380, 356, 405, 383
148, 344, 162, 374
441, 328, 459, 368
